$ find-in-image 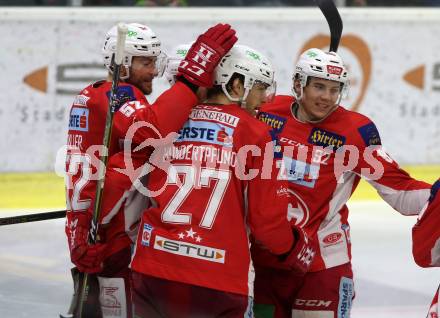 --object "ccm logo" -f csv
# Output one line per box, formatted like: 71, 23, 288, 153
323, 232, 342, 244
295, 299, 332, 307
